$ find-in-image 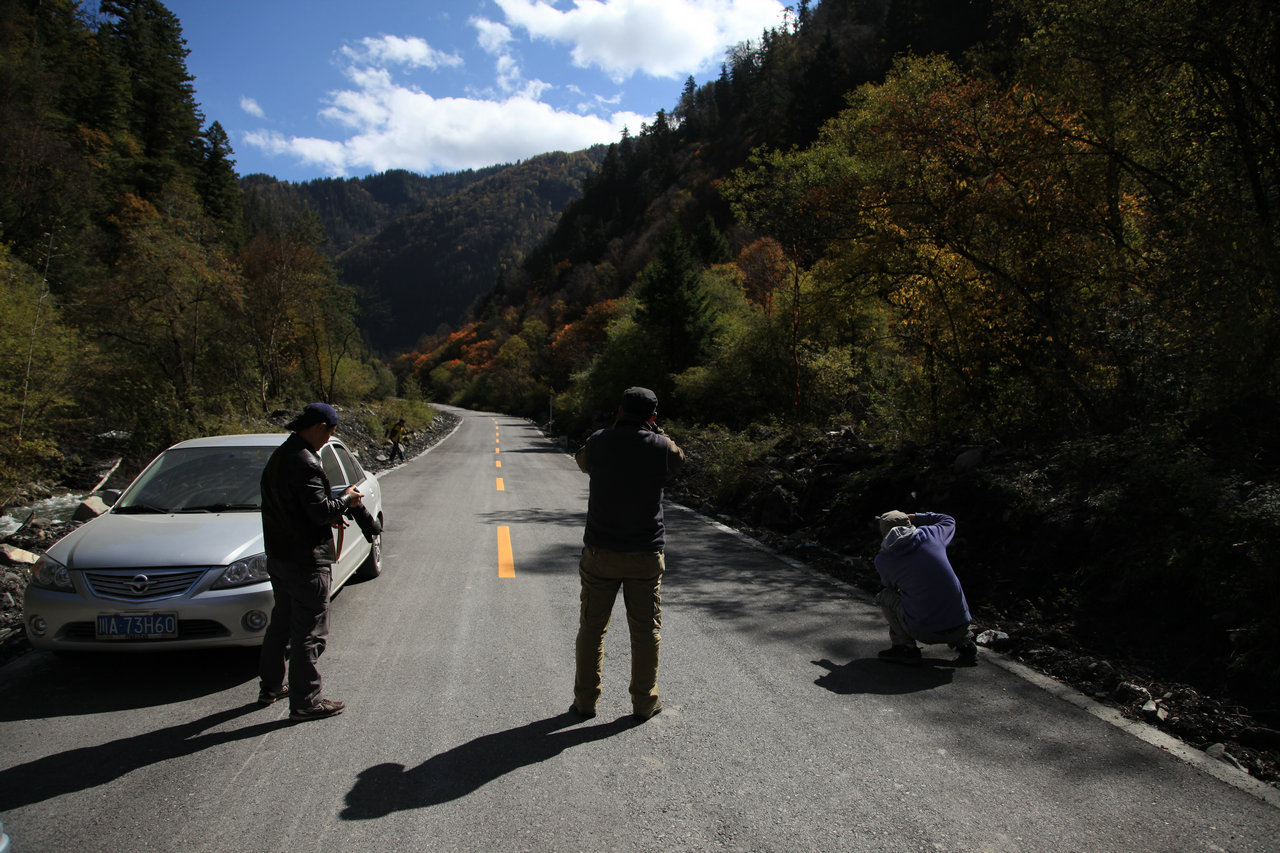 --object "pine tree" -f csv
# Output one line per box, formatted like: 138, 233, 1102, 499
197, 121, 244, 245
100, 0, 204, 198
633, 228, 712, 386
